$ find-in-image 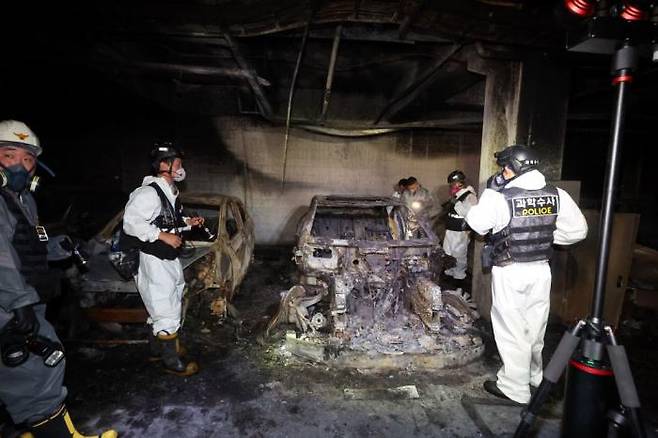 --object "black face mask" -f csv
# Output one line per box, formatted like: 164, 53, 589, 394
0, 164, 39, 193
486, 171, 508, 192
